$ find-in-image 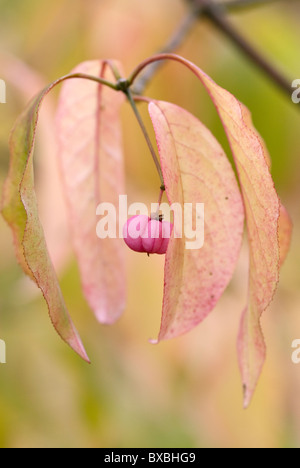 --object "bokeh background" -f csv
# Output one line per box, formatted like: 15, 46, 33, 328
0, 0, 299, 448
